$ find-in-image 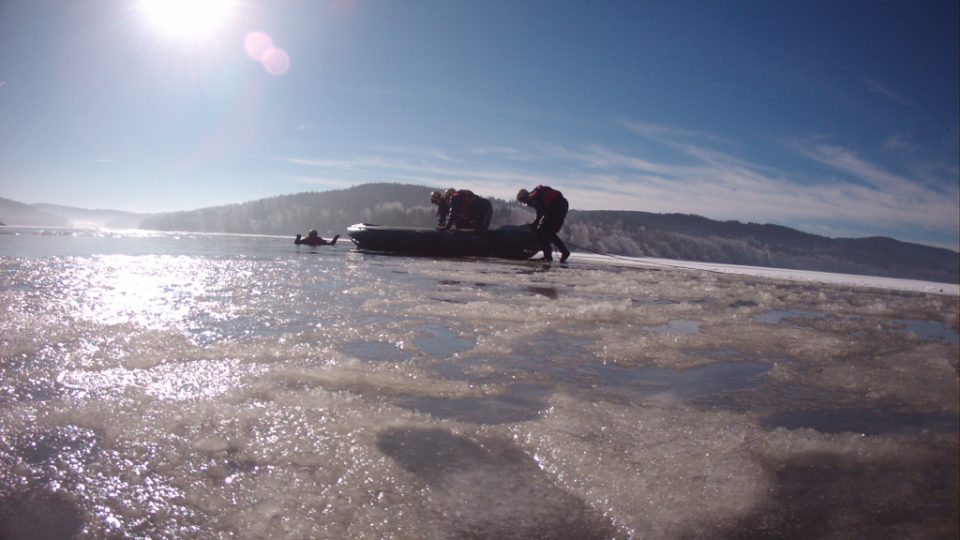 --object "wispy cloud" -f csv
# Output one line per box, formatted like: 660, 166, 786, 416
375, 145, 460, 162
469, 146, 536, 162
788, 141, 957, 229
282, 148, 556, 200
884, 133, 916, 152
621, 119, 739, 147
862, 77, 918, 108
282, 121, 958, 245
293, 176, 358, 189
793, 142, 918, 193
